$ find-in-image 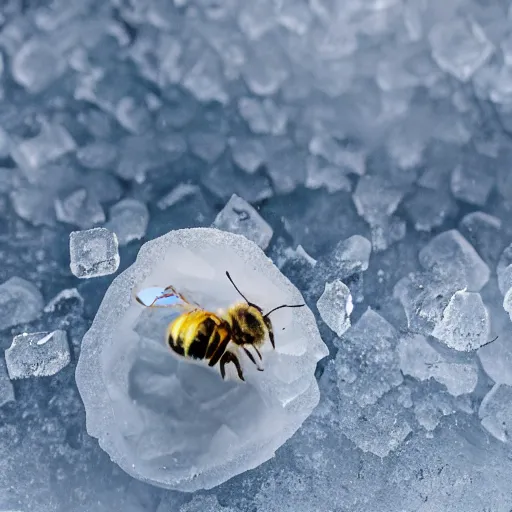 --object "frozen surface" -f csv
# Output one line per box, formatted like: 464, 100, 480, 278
69, 227, 120, 279
5, 331, 70, 379
75, 228, 327, 491
3, 0, 512, 510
